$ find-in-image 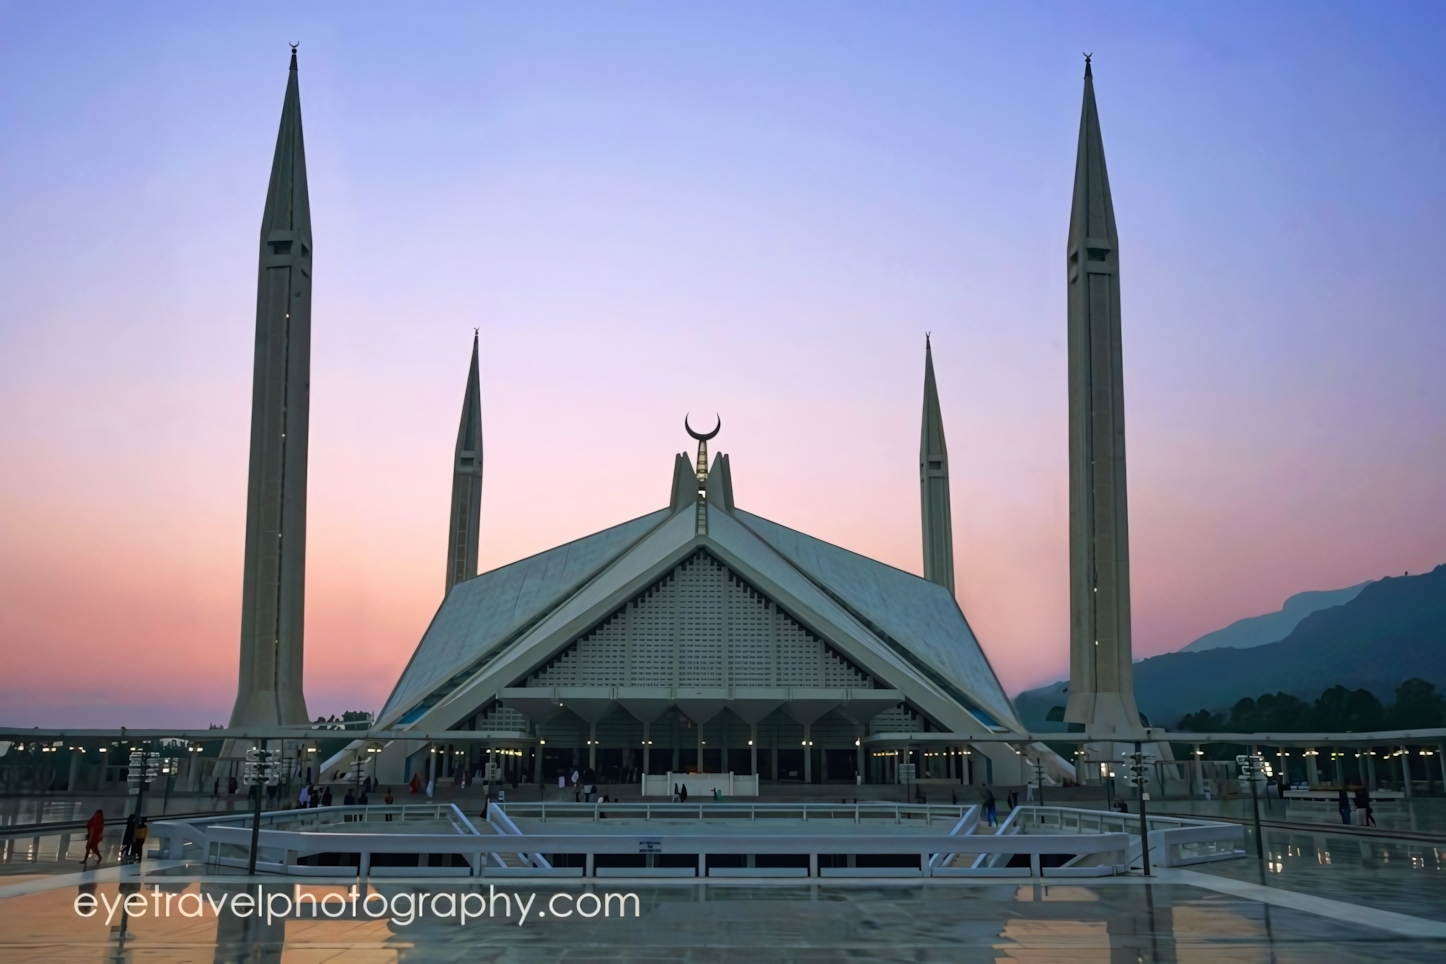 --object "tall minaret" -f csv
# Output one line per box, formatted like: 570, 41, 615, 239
919, 335, 955, 594
445, 333, 484, 596
1062, 58, 1143, 736
229, 48, 313, 729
